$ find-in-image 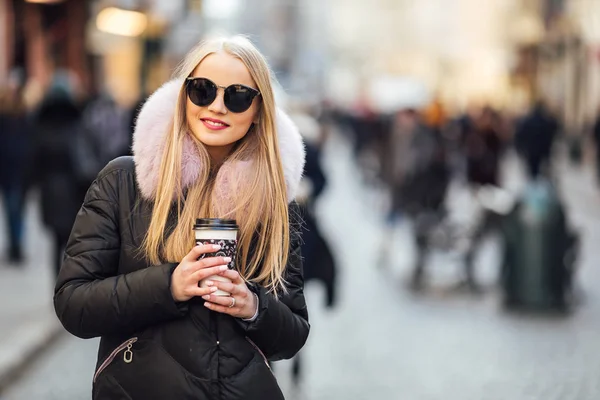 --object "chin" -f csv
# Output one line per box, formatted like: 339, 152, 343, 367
193, 132, 232, 147
197, 137, 230, 148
